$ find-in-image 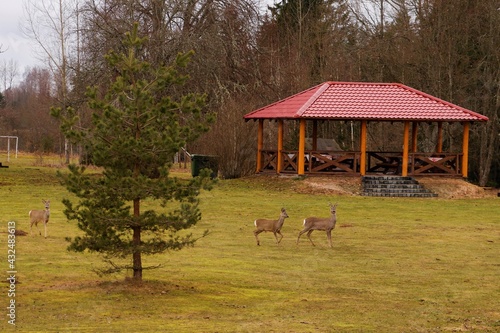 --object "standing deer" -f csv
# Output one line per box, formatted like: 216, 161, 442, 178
253, 208, 289, 246
29, 199, 50, 238
297, 203, 337, 247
